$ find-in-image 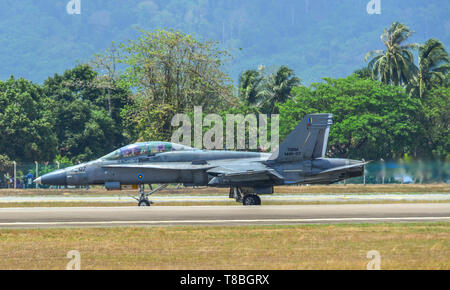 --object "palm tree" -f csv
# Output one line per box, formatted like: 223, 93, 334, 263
407, 38, 449, 98
257, 65, 301, 114
238, 69, 263, 105
365, 22, 418, 86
